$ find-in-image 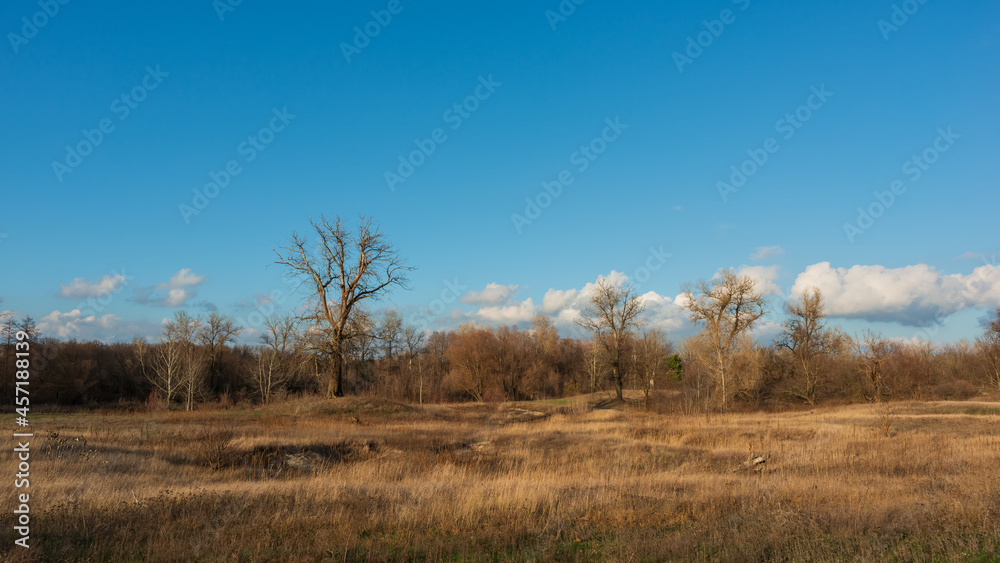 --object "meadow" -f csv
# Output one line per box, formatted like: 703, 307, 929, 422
4, 394, 1000, 562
